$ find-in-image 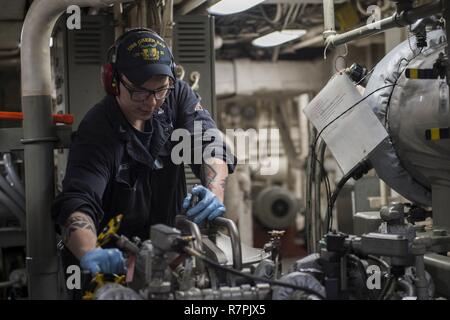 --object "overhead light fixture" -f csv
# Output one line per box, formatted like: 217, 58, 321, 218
208, 0, 266, 15
252, 29, 307, 48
